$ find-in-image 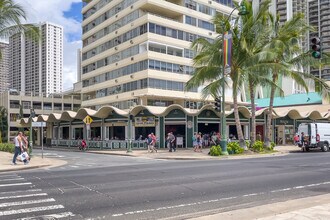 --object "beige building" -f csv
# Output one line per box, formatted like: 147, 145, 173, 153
0, 90, 81, 142
81, 0, 240, 110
